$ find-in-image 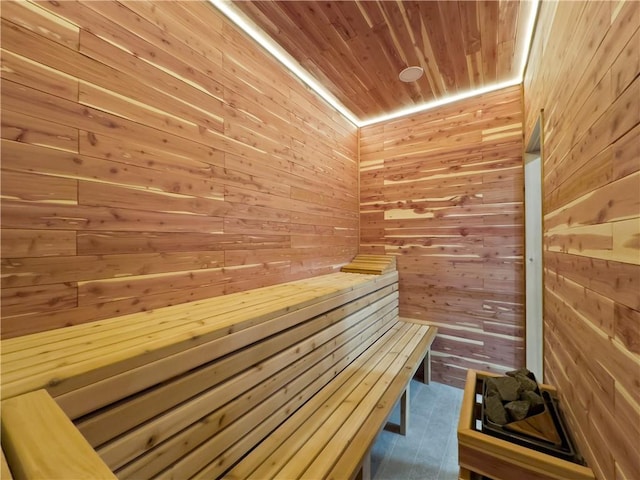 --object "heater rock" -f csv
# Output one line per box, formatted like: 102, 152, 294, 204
505, 400, 531, 421
520, 390, 544, 408
485, 393, 509, 425
507, 368, 539, 392
486, 376, 520, 402
516, 374, 538, 393
506, 367, 530, 378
